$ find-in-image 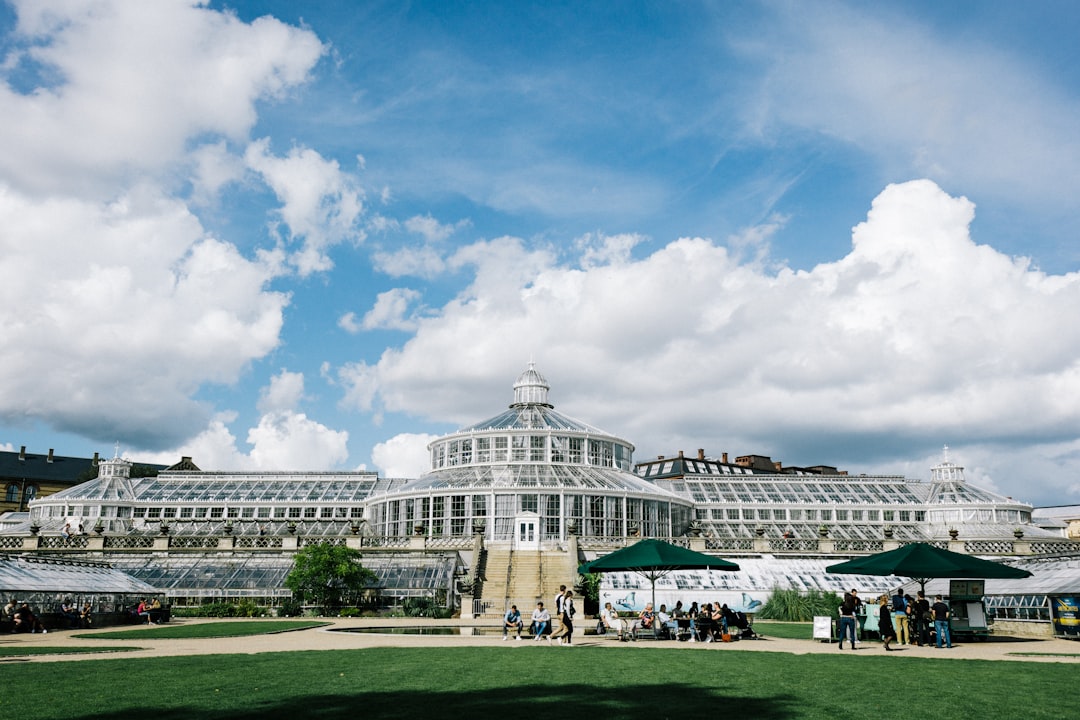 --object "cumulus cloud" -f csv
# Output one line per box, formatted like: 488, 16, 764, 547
0, 1, 325, 450
360, 288, 423, 331
404, 214, 464, 243
340, 180, 1080, 503
257, 370, 306, 414
246, 411, 349, 470
0, 186, 288, 447
139, 408, 350, 472
372, 433, 438, 478
244, 139, 366, 275
0, 0, 325, 196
